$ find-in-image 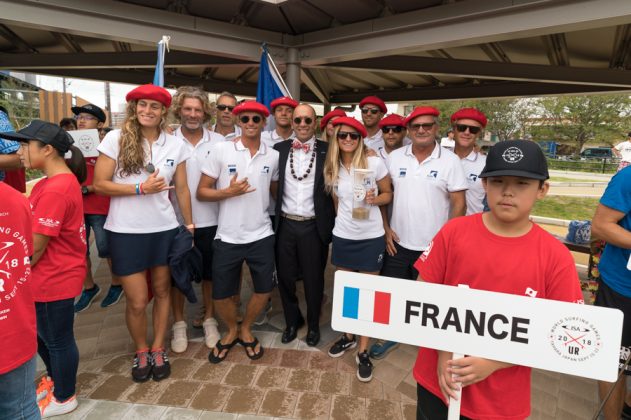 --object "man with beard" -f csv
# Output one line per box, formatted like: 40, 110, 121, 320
359, 96, 387, 150
212, 92, 241, 142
